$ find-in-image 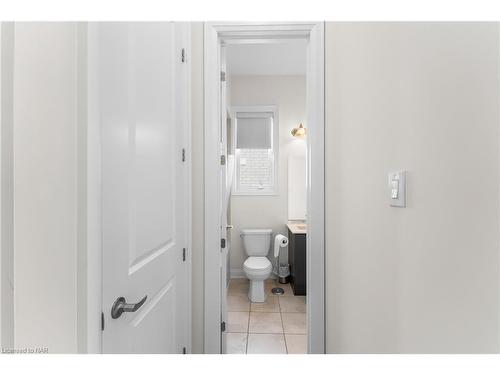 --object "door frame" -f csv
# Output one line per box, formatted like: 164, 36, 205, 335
203, 22, 325, 354
81, 22, 193, 353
